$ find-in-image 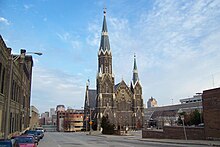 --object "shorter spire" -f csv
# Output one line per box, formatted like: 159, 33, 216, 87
132, 53, 139, 84
134, 53, 137, 70
86, 79, 90, 87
